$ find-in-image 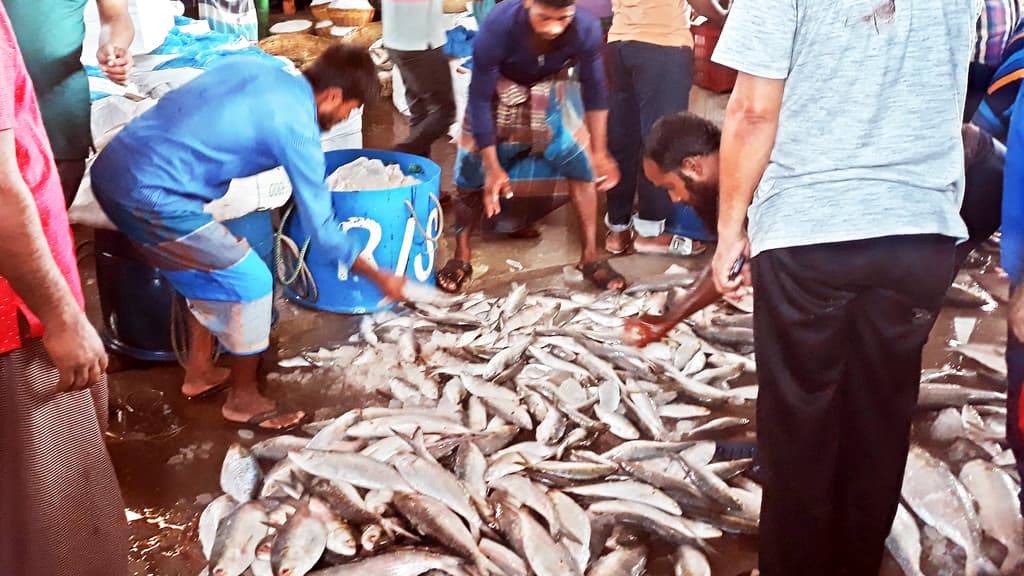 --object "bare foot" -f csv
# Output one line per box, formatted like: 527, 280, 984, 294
634, 233, 705, 256
181, 366, 231, 398
221, 391, 305, 430
221, 390, 276, 423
